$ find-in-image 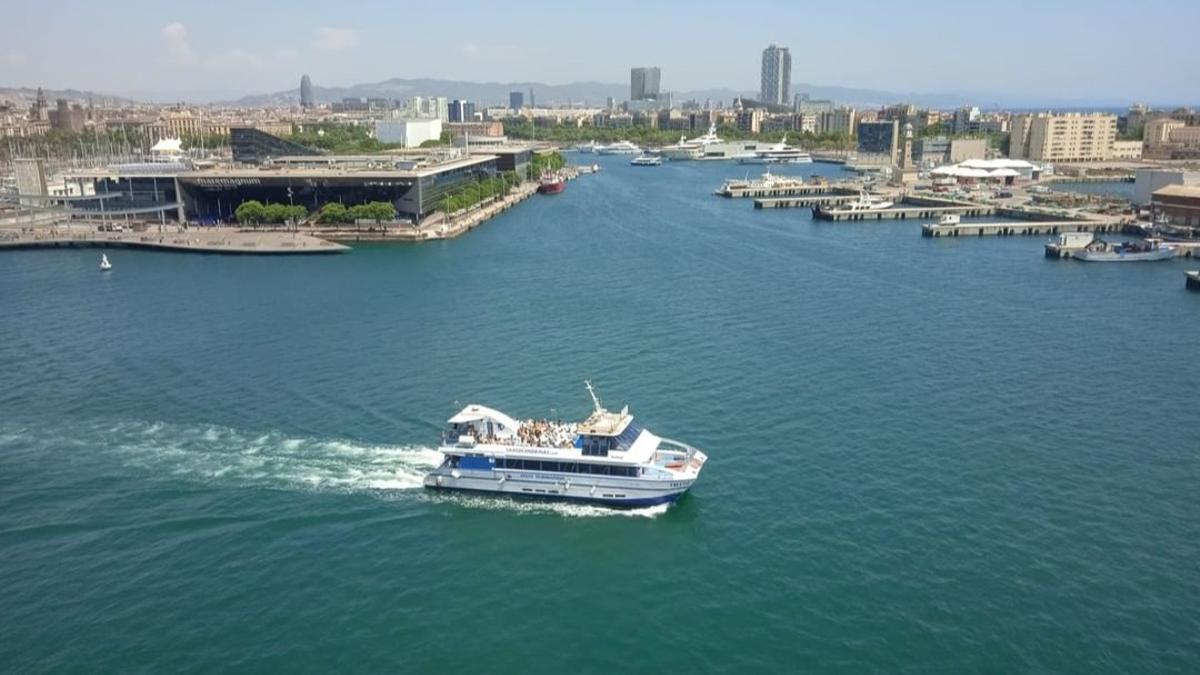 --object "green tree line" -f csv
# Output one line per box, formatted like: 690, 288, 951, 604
233, 200, 308, 225
289, 122, 404, 154
528, 151, 565, 179
316, 201, 398, 224
440, 171, 522, 215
